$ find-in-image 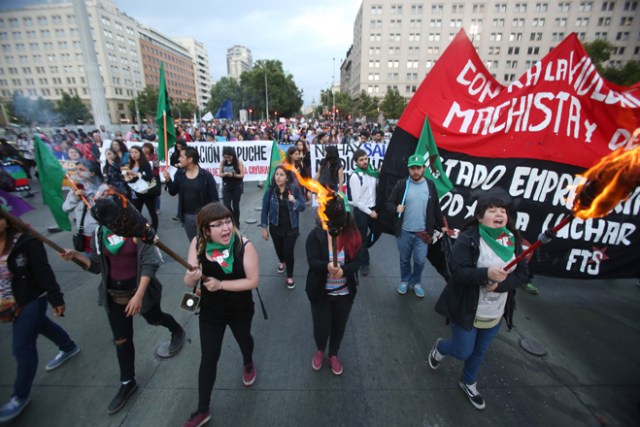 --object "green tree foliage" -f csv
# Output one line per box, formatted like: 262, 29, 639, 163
354, 90, 379, 122
206, 77, 243, 118
583, 39, 639, 86
129, 85, 159, 122
7, 93, 58, 125
318, 89, 353, 119
239, 59, 303, 118
380, 88, 407, 120
172, 99, 198, 121
55, 91, 92, 124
